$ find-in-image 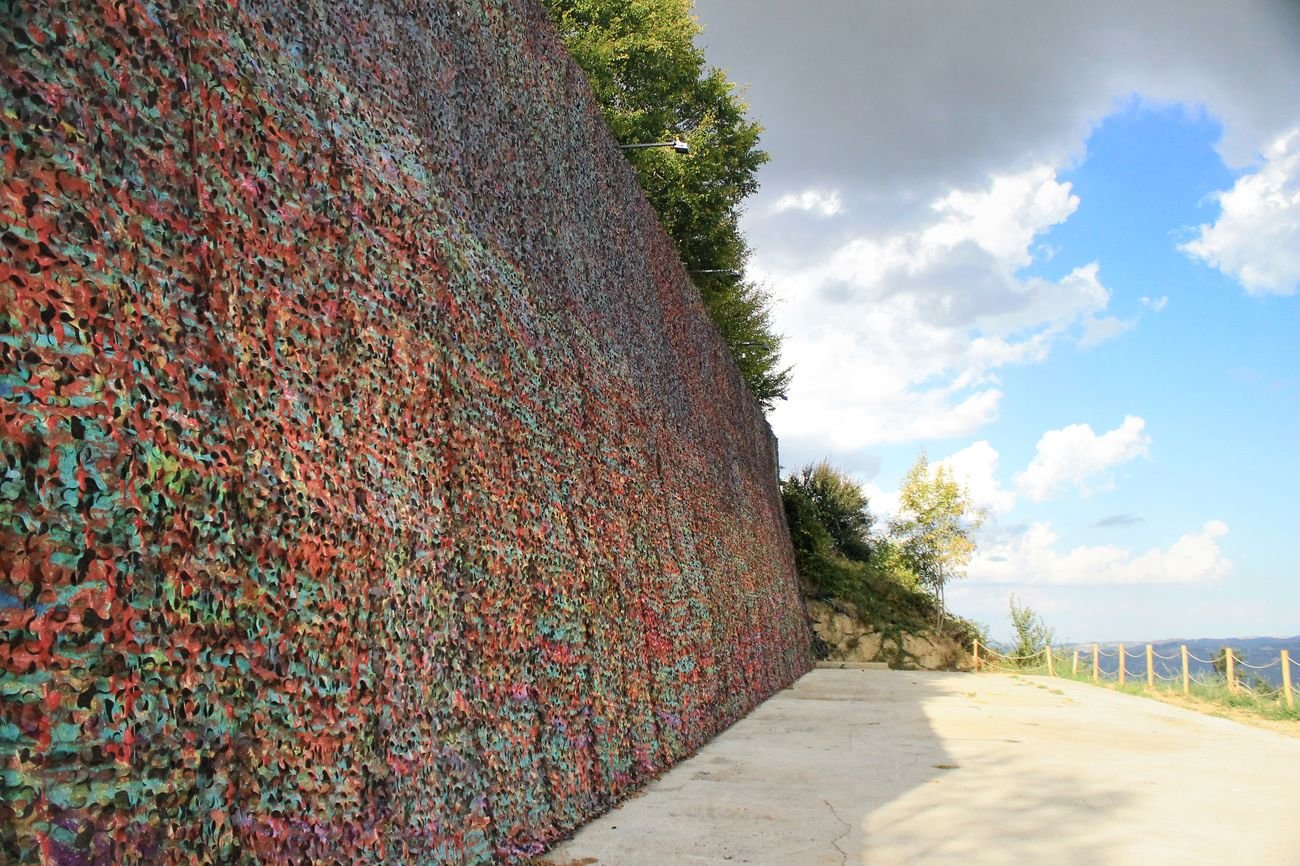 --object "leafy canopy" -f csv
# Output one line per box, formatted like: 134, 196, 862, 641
891, 452, 988, 628
784, 461, 875, 562
542, 0, 790, 409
